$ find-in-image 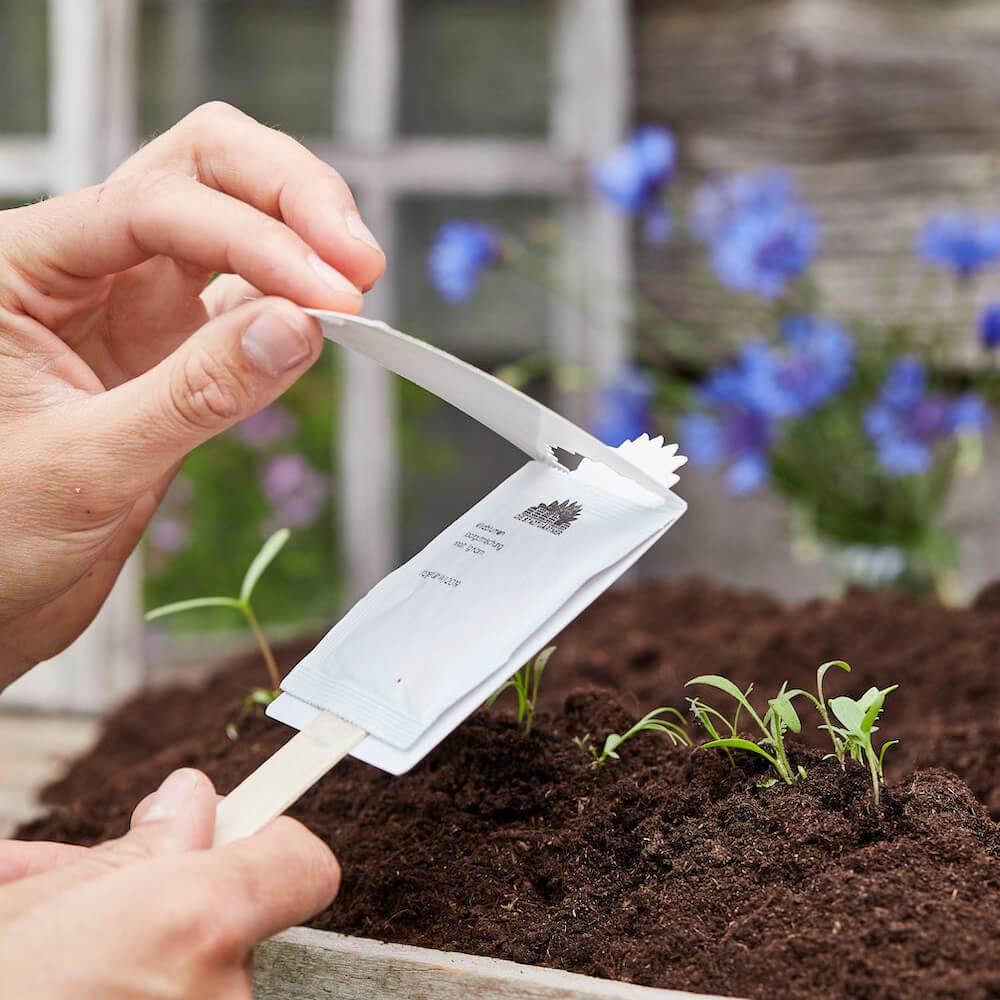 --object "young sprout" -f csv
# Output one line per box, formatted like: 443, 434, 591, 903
145, 529, 290, 702
827, 685, 899, 805
796, 660, 852, 764
486, 646, 556, 734
576, 706, 691, 768
685, 675, 807, 786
